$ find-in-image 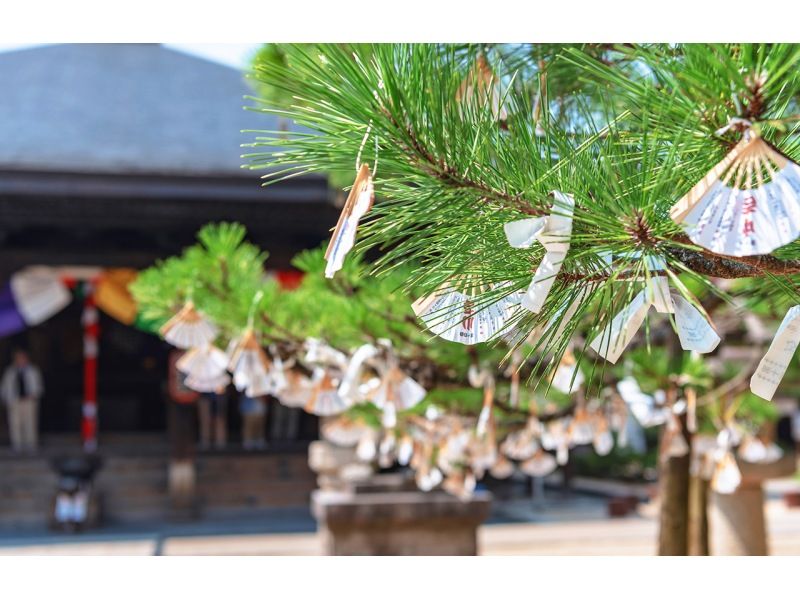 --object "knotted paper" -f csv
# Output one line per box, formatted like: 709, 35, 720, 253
751, 305, 800, 400
504, 191, 575, 313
